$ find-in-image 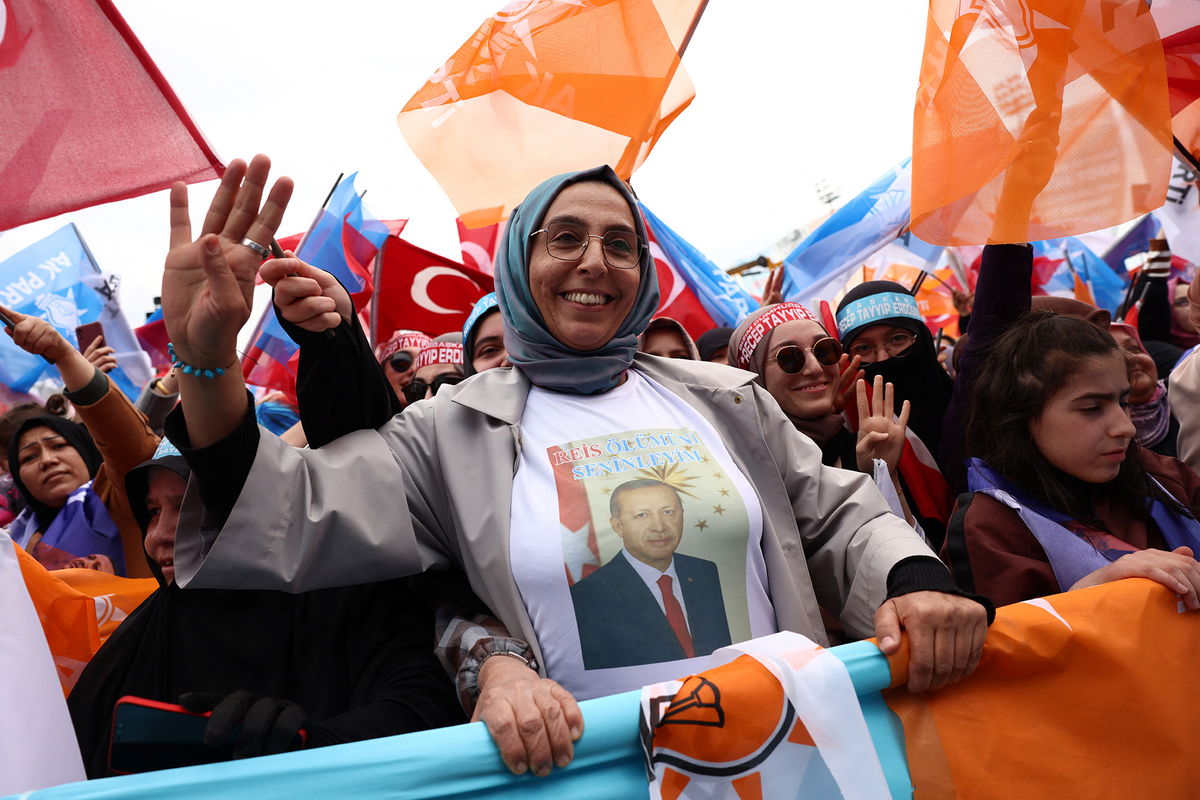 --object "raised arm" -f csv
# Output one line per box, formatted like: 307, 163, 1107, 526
161, 155, 293, 450
261, 259, 401, 449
